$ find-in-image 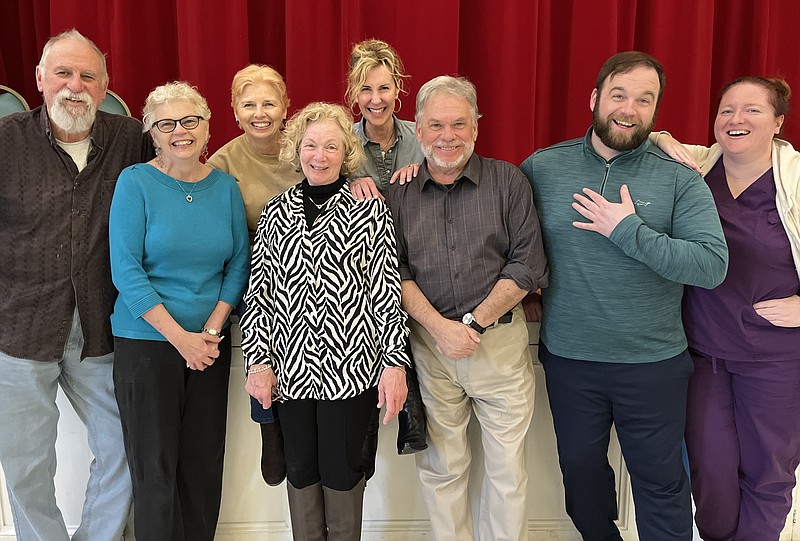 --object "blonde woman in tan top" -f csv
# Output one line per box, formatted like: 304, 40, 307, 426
209, 64, 302, 486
